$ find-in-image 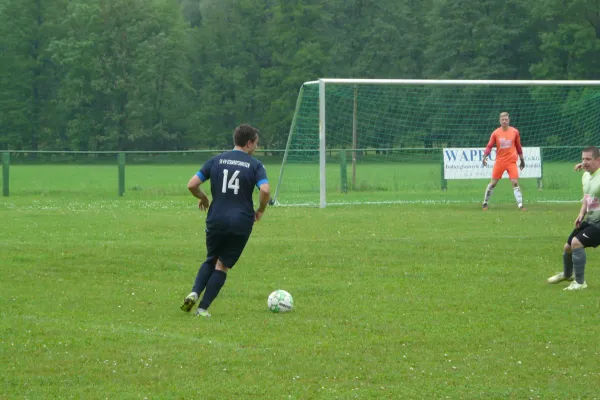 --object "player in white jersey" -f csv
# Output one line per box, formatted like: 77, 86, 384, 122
548, 146, 600, 290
